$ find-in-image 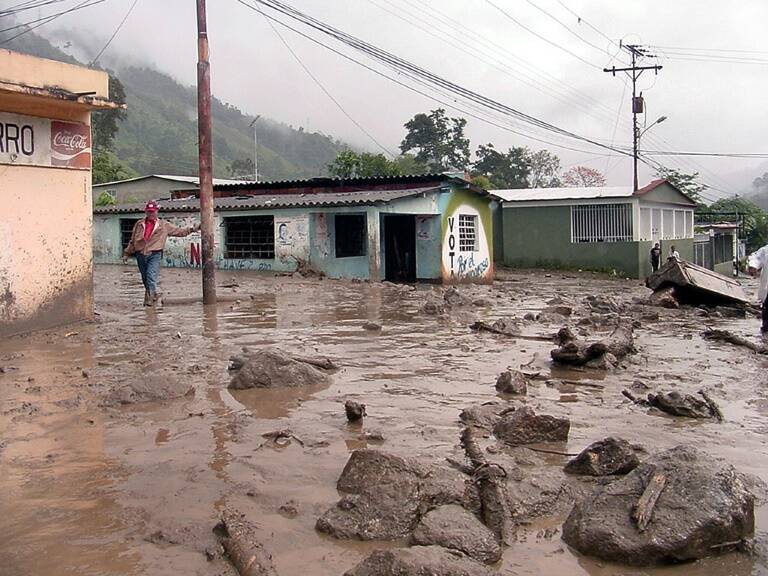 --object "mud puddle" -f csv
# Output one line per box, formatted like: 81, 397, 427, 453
1, 265, 767, 575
